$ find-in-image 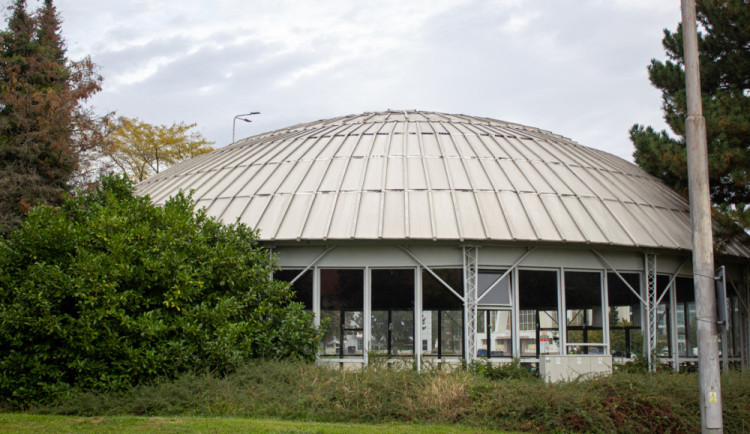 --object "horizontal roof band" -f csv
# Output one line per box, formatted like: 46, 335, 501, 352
136, 110, 750, 257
